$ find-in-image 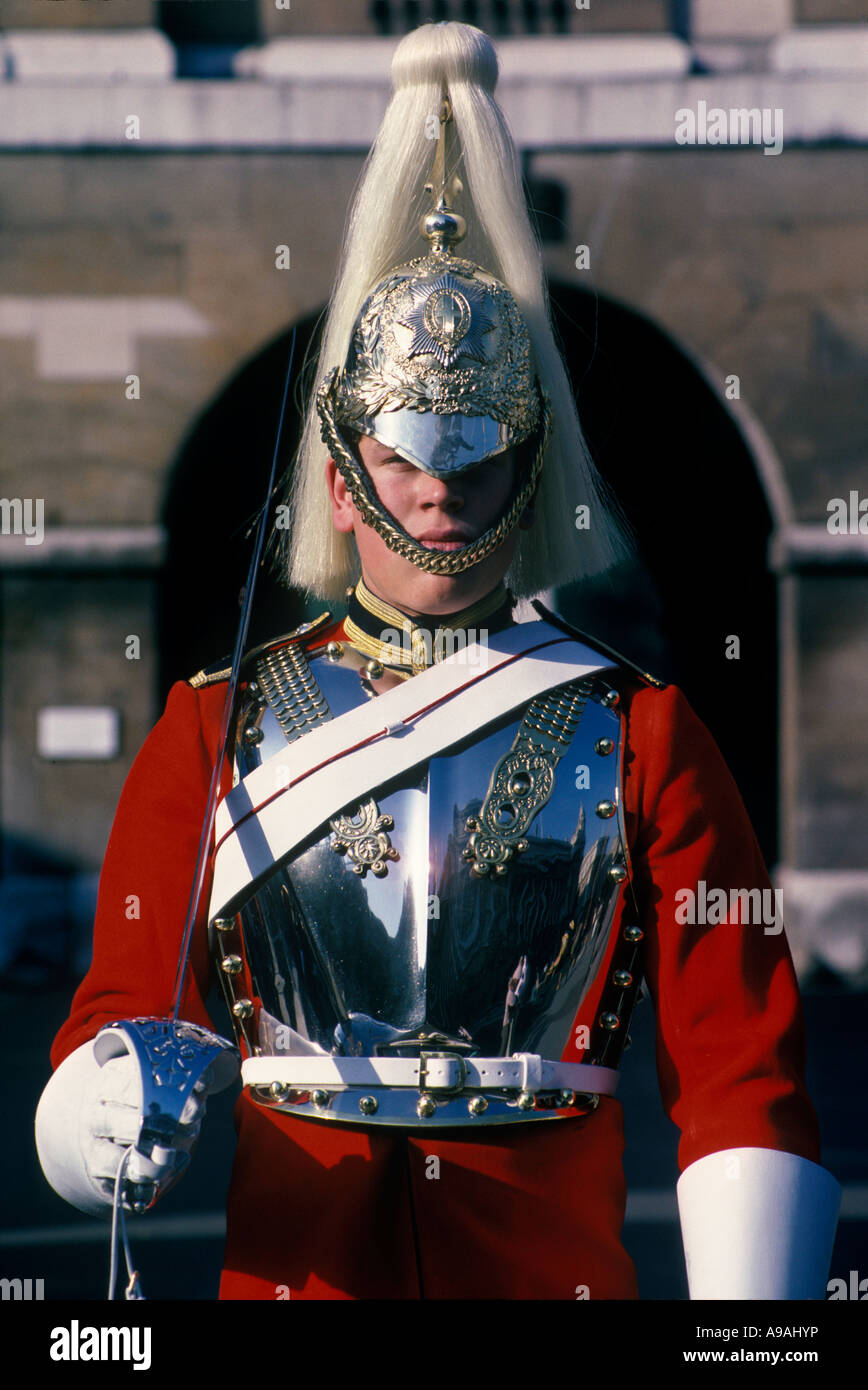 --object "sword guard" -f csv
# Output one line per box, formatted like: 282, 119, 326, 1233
94, 1017, 239, 1163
